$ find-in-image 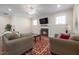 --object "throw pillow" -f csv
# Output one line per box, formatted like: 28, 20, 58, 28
59, 33, 70, 39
